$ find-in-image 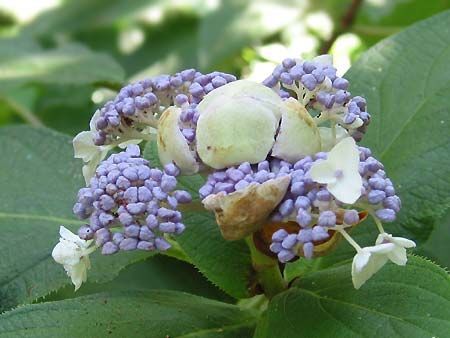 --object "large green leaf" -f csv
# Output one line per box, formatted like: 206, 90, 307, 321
45, 255, 231, 303
345, 11, 450, 244
0, 126, 152, 312
256, 256, 450, 338
0, 42, 124, 89
143, 141, 254, 299
0, 290, 257, 338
